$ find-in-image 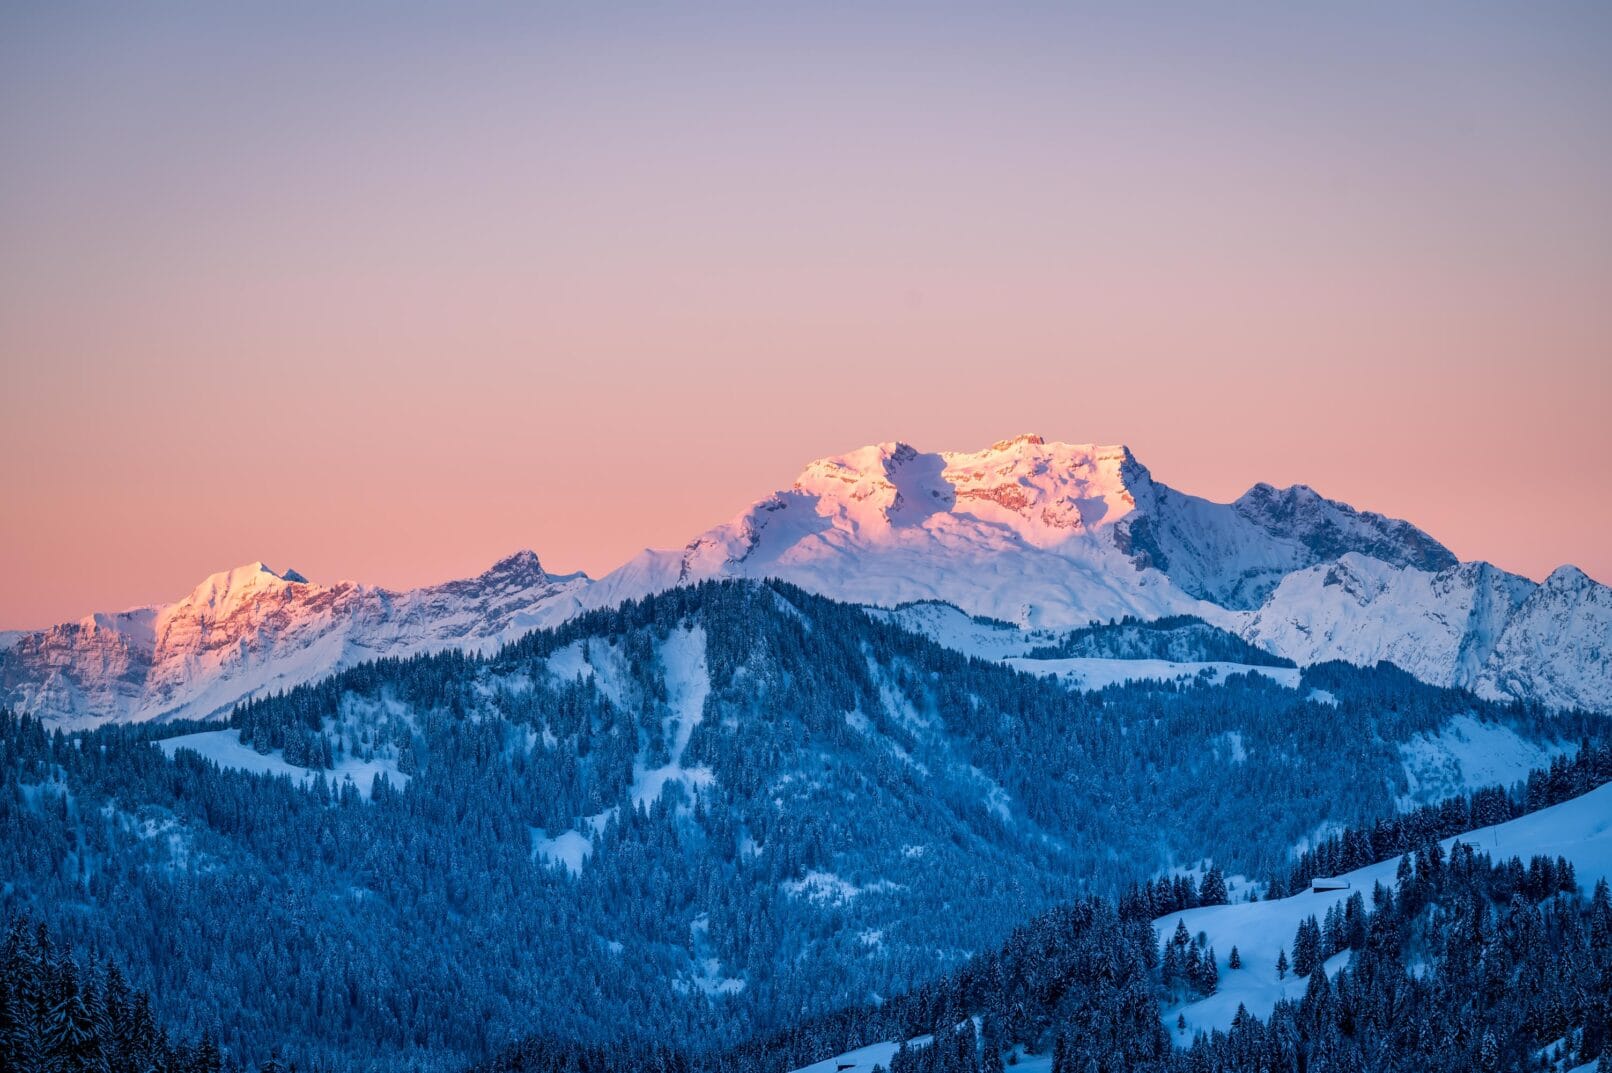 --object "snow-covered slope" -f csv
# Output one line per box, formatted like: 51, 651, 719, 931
1242, 556, 1535, 689
158, 728, 407, 800
0, 552, 588, 727
1474, 566, 1611, 711
1118, 472, 1457, 611
1154, 780, 1612, 1037
1244, 555, 1610, 709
